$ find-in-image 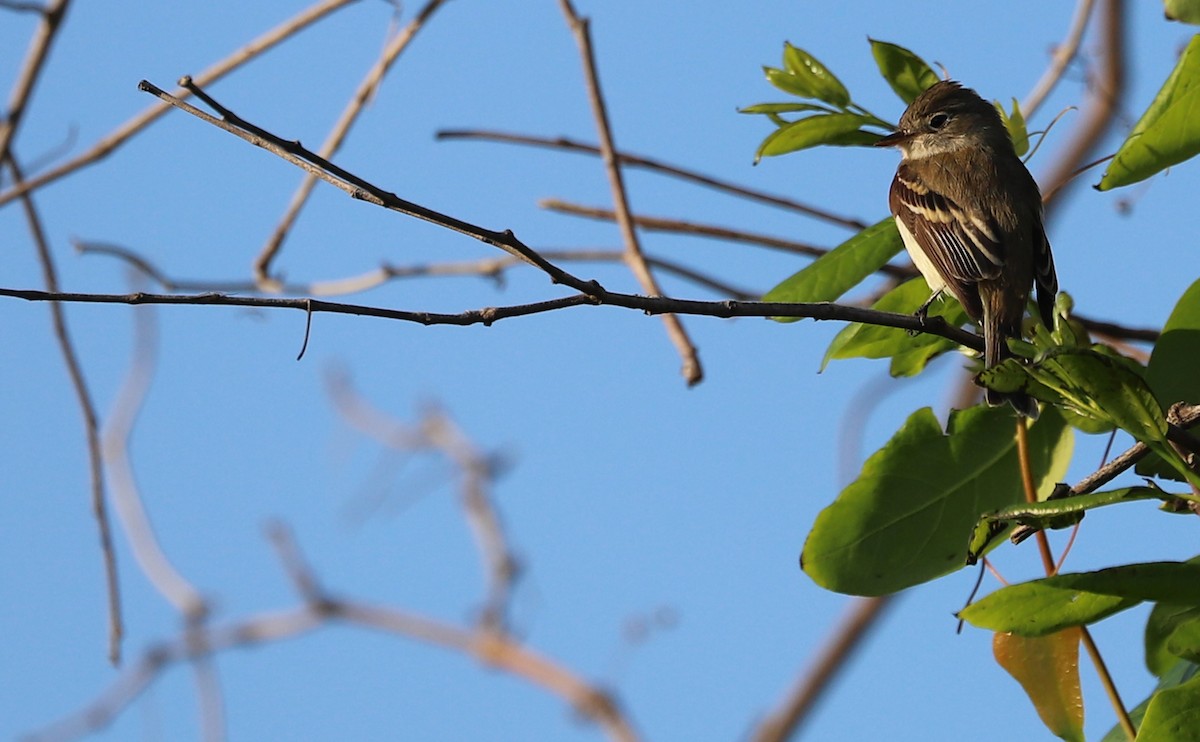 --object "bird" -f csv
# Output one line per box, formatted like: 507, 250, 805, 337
874, 80, 1058, 417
